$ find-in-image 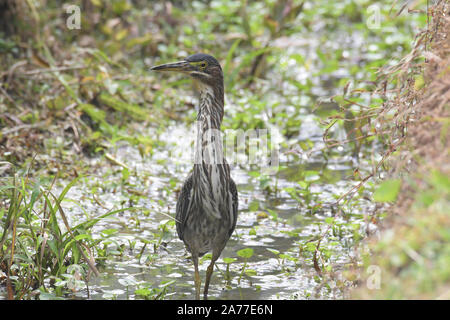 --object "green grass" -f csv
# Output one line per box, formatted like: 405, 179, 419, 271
0, 165, 137, 299
354, 169, 450, 299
